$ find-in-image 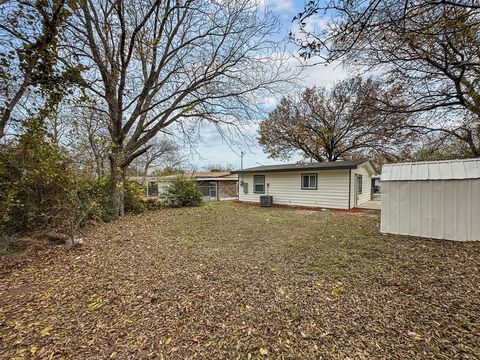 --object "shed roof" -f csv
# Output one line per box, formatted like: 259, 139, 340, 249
381, 158, 480, 181
235, 160, 368, 173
